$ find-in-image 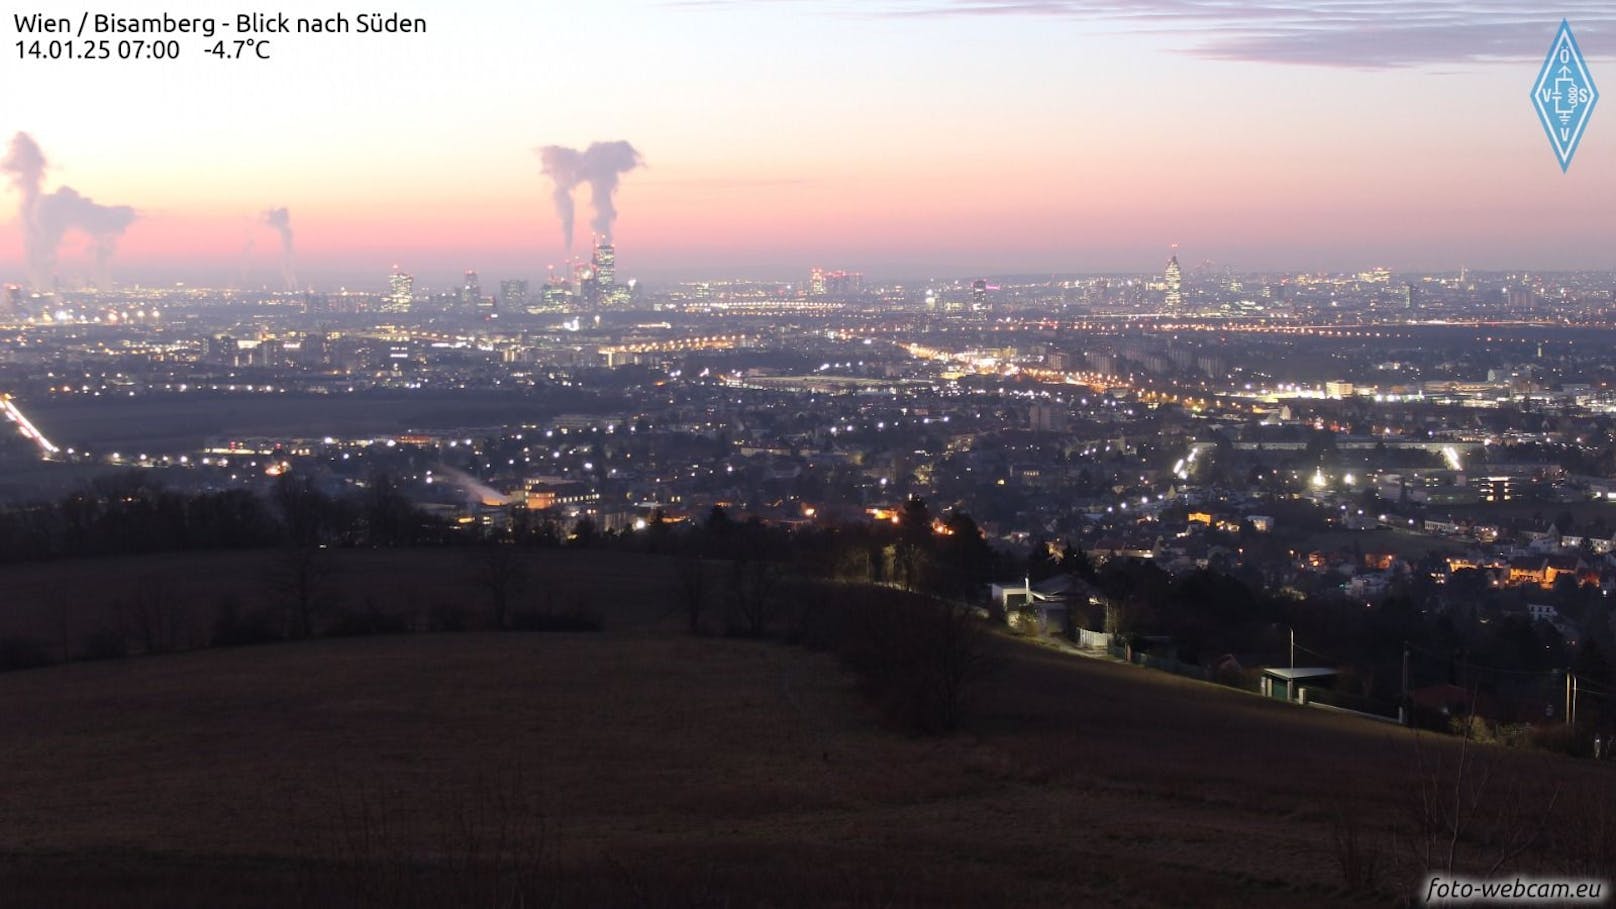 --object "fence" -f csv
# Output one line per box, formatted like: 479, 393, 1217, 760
1074, 628, 1111, 651
1107, 641, 1214, 682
